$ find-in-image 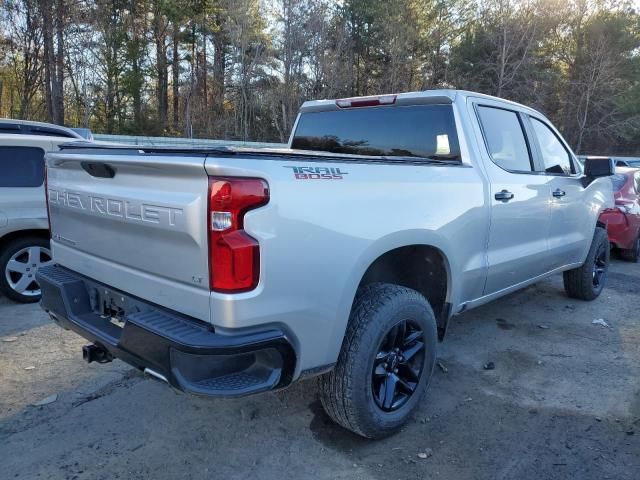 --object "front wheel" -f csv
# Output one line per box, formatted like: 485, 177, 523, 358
563, 227, 610, 301
317, 283, 437, 439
